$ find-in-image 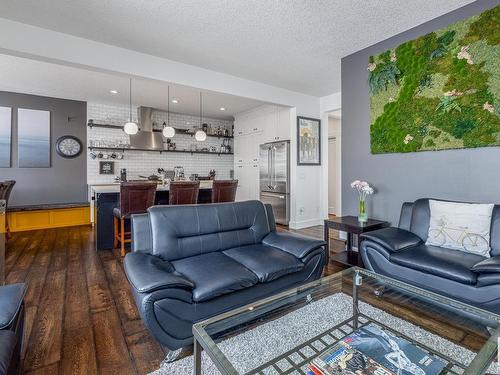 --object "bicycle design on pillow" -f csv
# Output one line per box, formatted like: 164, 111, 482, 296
429, 217, 489, 252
